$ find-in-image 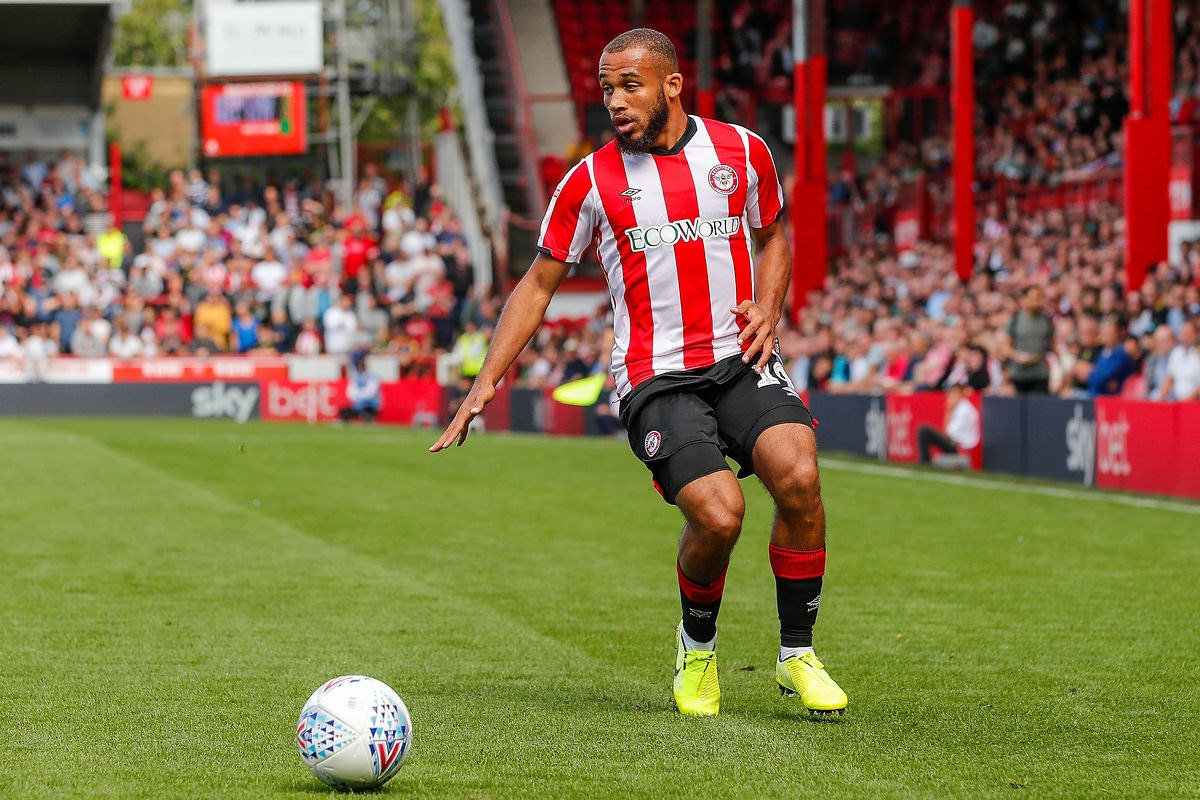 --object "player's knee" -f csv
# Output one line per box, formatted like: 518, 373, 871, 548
772, 460, 822, 512
693, 495, 745, 543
